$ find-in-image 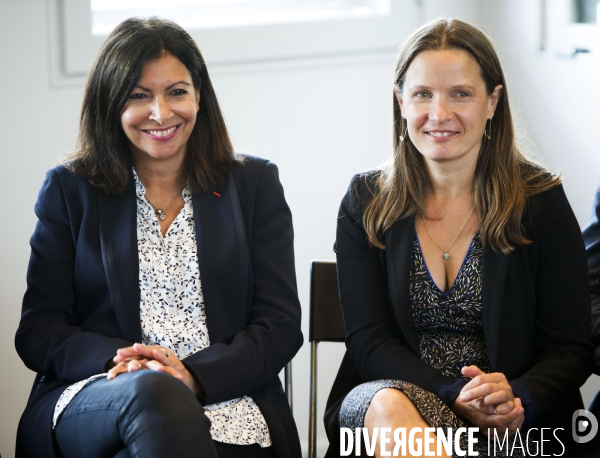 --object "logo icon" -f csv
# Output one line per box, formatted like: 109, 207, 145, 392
572, 409, 598, 444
